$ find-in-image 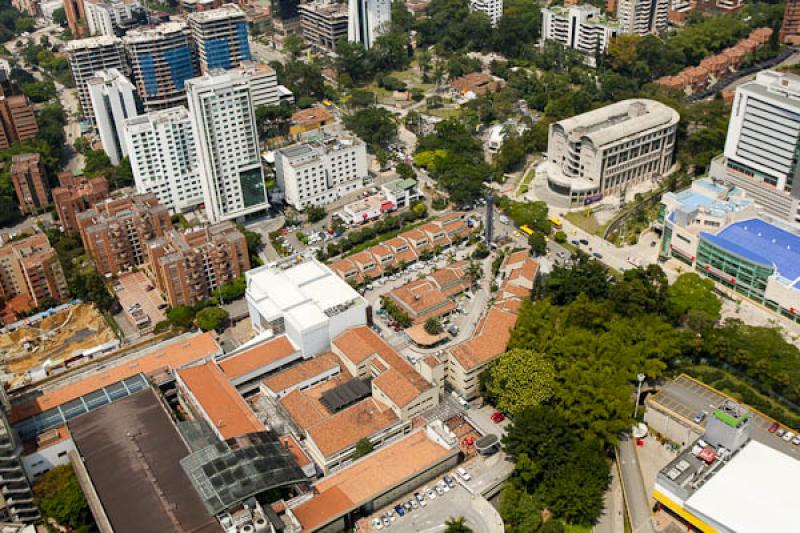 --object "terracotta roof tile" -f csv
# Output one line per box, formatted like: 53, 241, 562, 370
262, 353, 343, 394
449, 307, 518, 371
10, 332, 221, 423
292, 431, 454, 531
279, 434, 312, 468
177, 361, 264, 440
306, 399, 399, 457
217, 336, 298, 379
